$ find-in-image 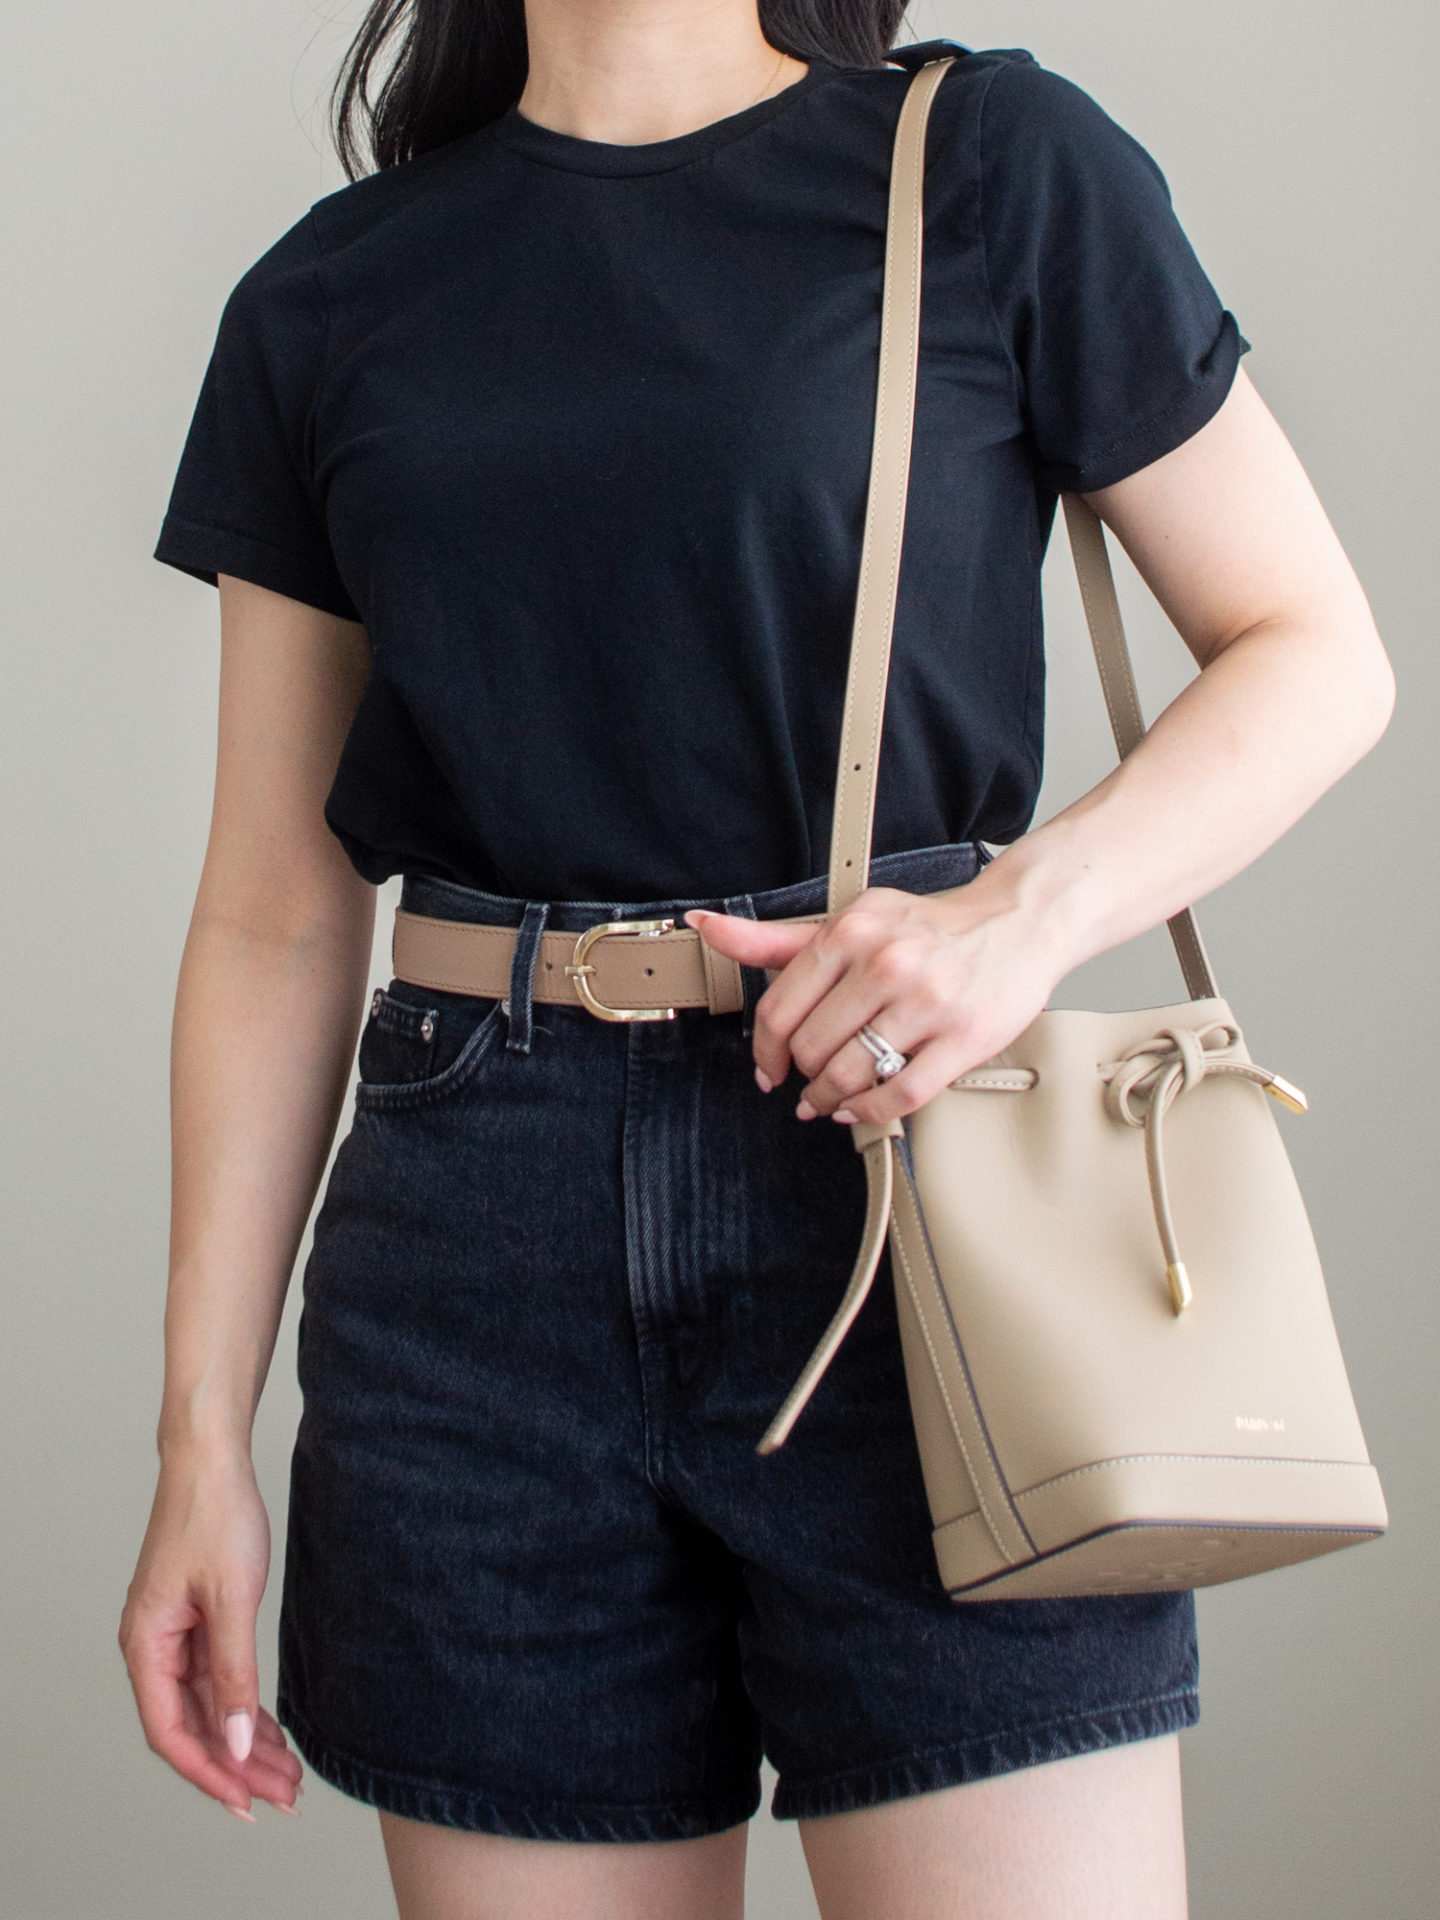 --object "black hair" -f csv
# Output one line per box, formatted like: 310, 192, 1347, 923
330, 0, 914, 179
